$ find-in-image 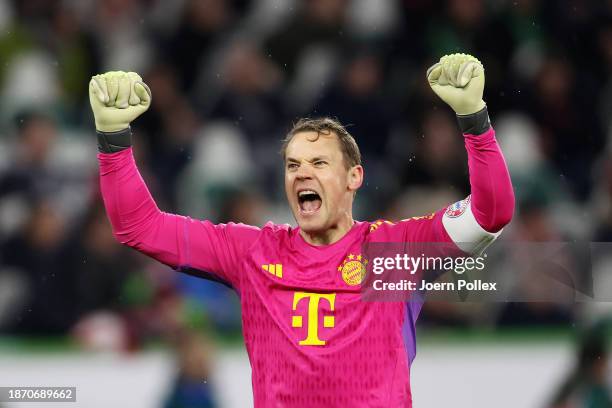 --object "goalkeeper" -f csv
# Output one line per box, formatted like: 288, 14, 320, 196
90, 54, 514, 407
